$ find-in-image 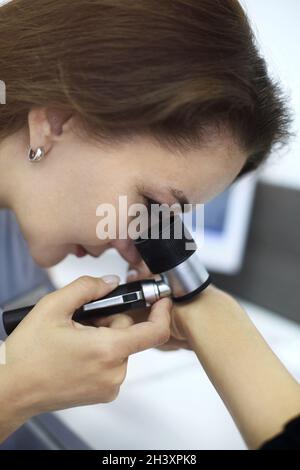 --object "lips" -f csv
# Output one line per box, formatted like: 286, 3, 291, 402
75, 245, 88, 258
74, 245, 107, 259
